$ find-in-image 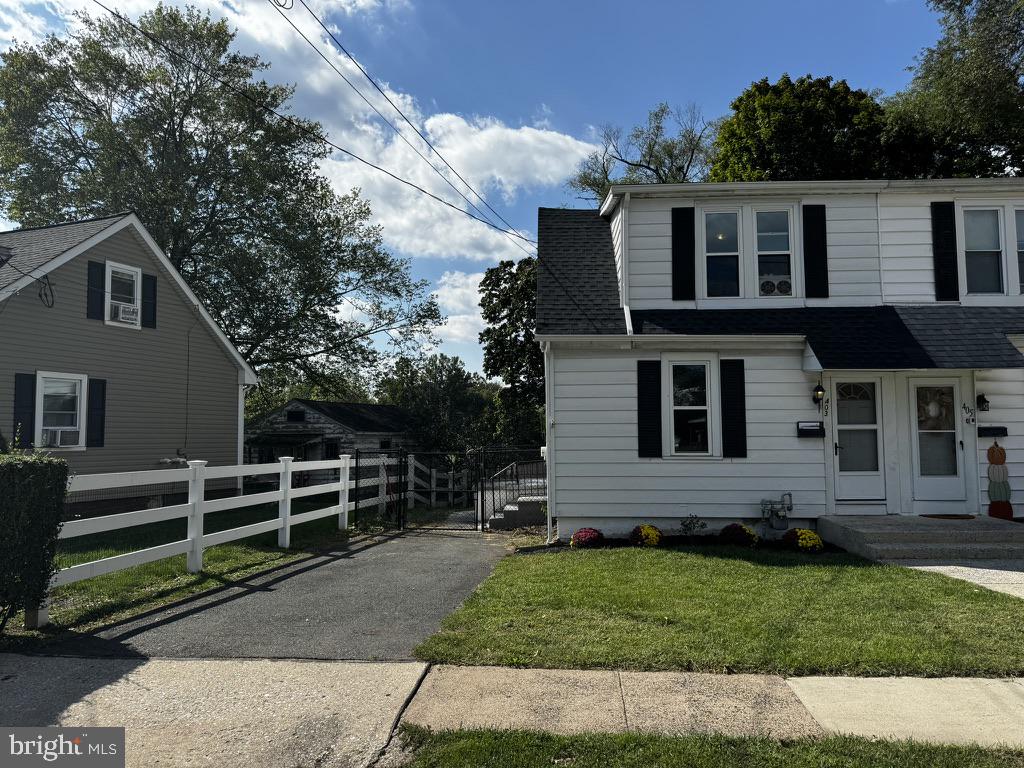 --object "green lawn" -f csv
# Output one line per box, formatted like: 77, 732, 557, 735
415, 546, 1024, 676
398, 727, 1024, 768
